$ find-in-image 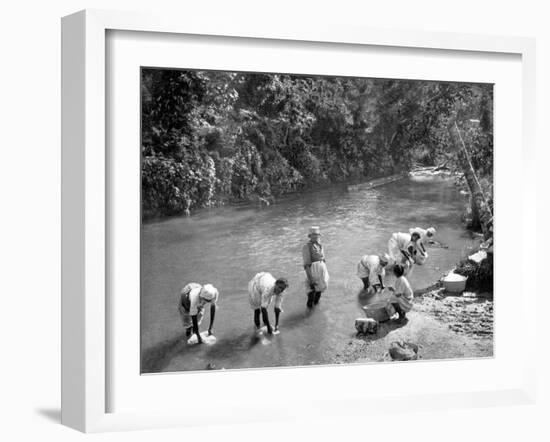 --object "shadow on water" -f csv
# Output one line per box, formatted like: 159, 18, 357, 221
203, 309, 318, 362
204, 331, 260, 362
141, 333, 189, 373
280, 307, 315, 329
142, 313, 320, 373
142, 330, 263, 373
208, 306, 328, 368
